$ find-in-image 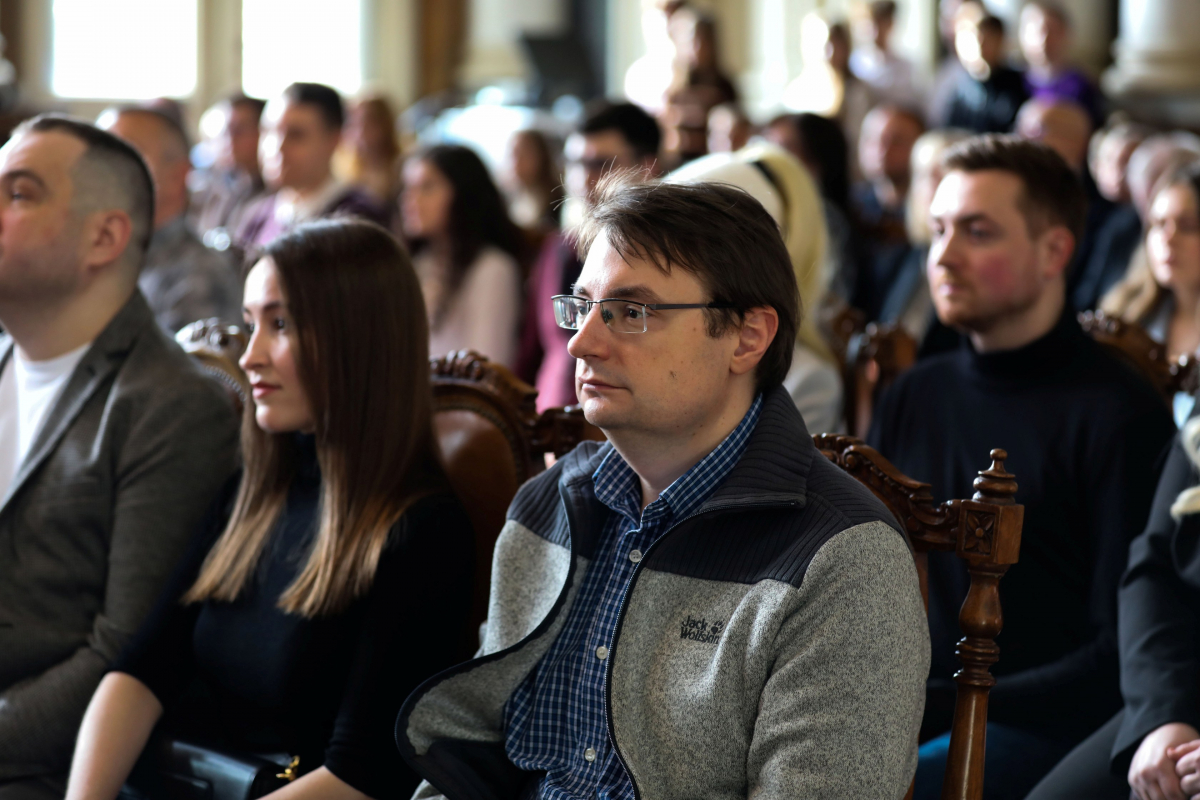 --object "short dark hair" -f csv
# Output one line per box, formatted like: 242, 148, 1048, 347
14, 113, 155, 262
941, 133, 1087, 245
869, 1, 897, 23
580, 102, 662, 161
579, 177, 798, 393
282, 82, 344, 130
978, 14, 1005, 37
227, 93, 267, 120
